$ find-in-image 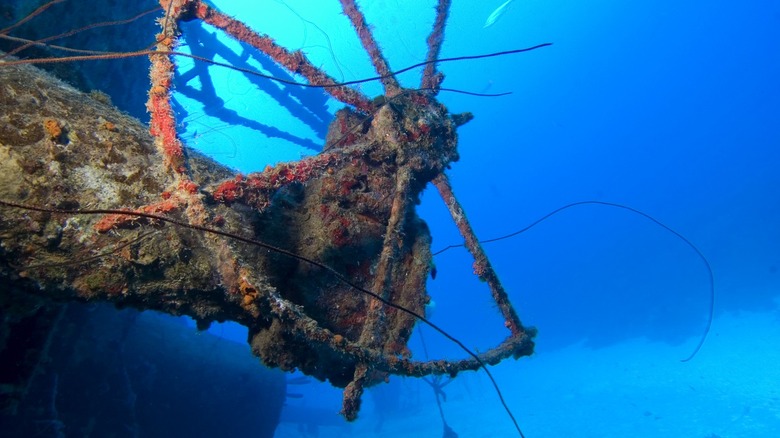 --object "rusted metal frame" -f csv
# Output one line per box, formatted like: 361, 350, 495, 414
212, 152, 342, 208
258, 273, 533, 377
341, 364, 369, 420
0, 1, 536, 429
210, 140, 379, 209
342, 166, 414, 419
143, 1, 243, 288
432, 173, 525, 336
359, 166, 414, 346
421, 0, 451, 92
191, 0, 375, 113
339, 0, 402, 98
144, 2, 214, 229
148, 1, 188, 173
